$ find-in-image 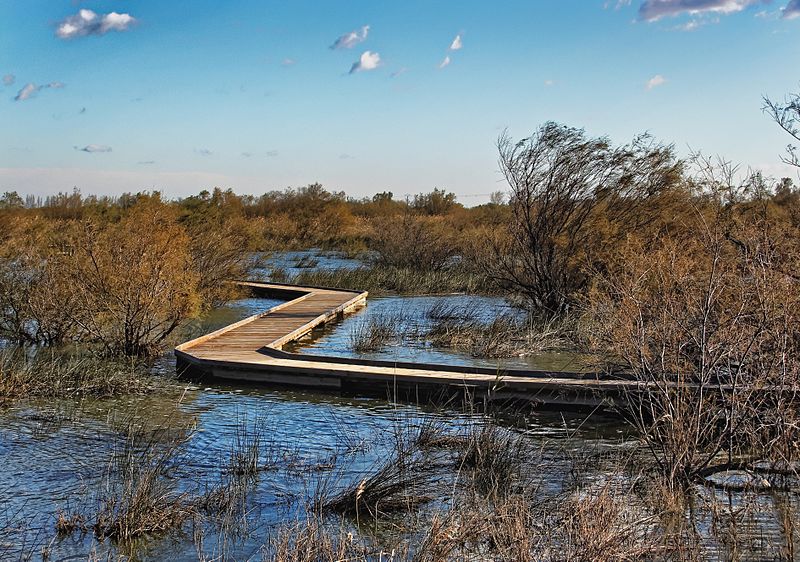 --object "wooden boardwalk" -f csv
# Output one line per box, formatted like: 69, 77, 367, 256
175, 282, 629, 408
